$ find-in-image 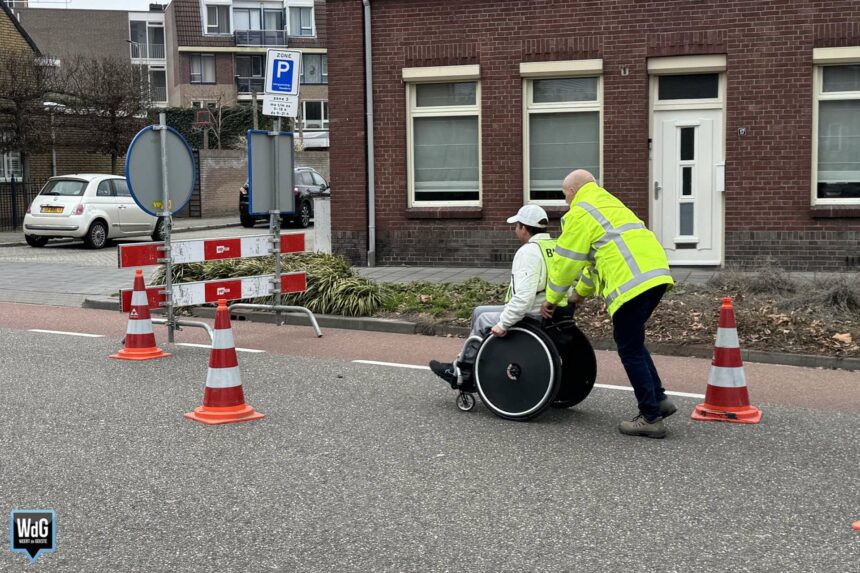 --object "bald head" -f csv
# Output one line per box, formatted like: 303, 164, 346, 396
561, 169, 596, 204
